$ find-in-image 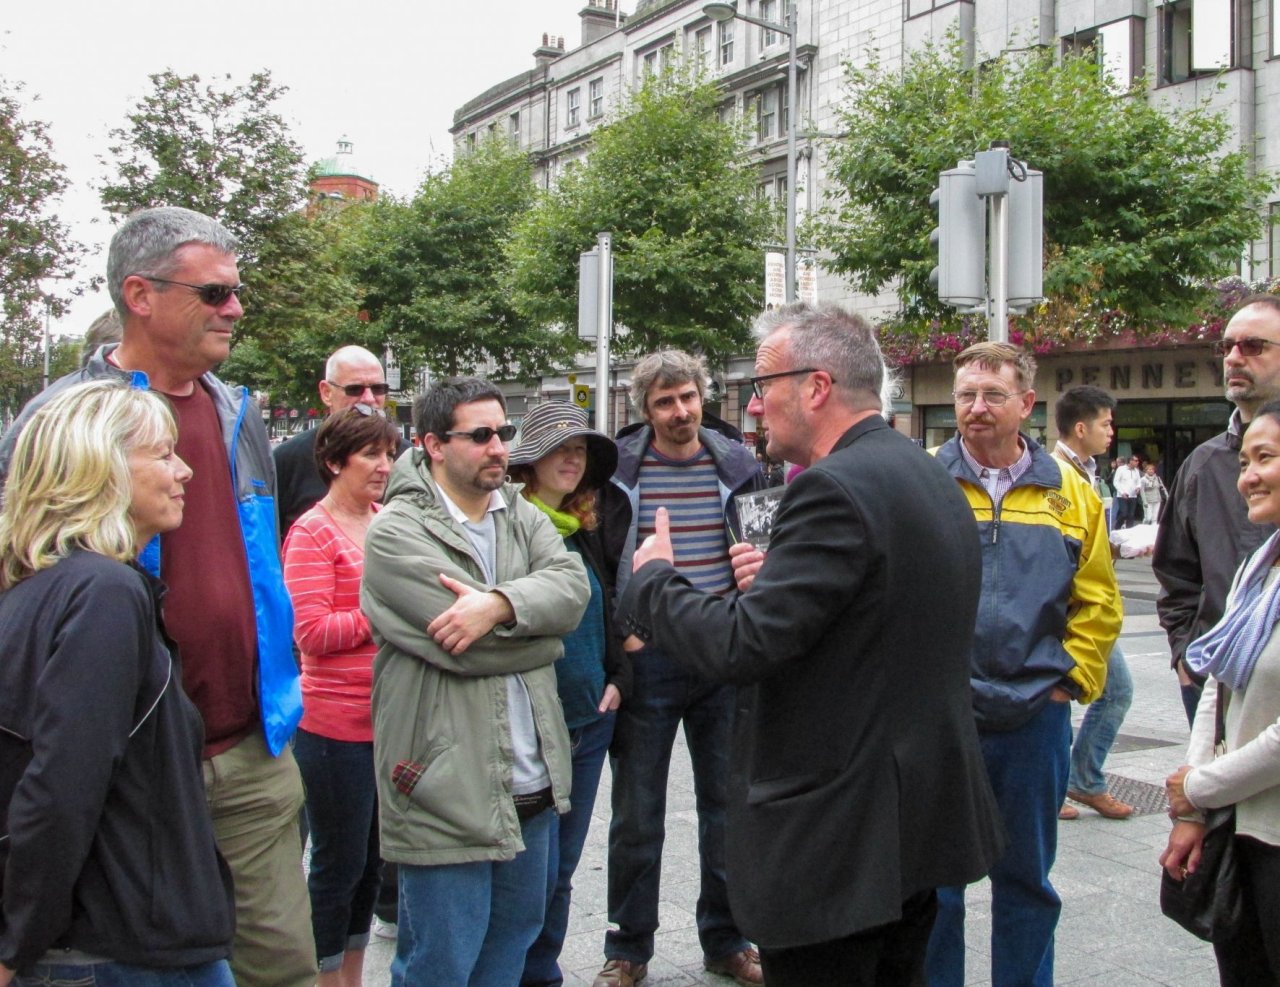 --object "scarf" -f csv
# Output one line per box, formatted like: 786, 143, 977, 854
1185, 530, 1280, 692
527, 493, 581, 538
